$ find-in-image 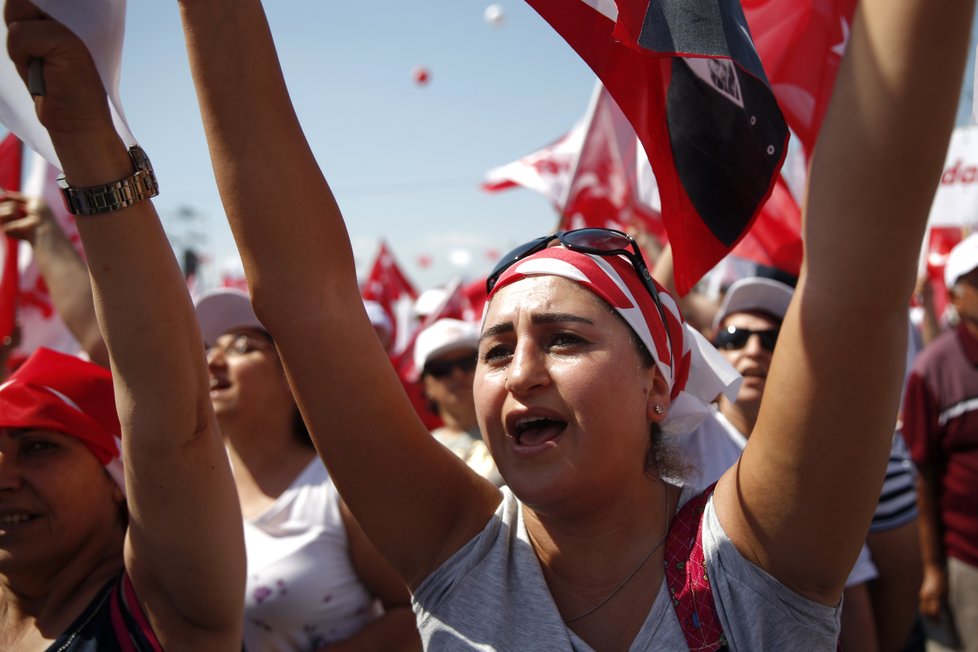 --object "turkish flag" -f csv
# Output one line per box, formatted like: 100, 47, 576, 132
742, 0, 857, 156
0, 134, 23, 345
559, 84, 665, 242
482, 83, 666, 242
361, 240, 418, 353
482, 120, 586, 204
526, 0, 789, 294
